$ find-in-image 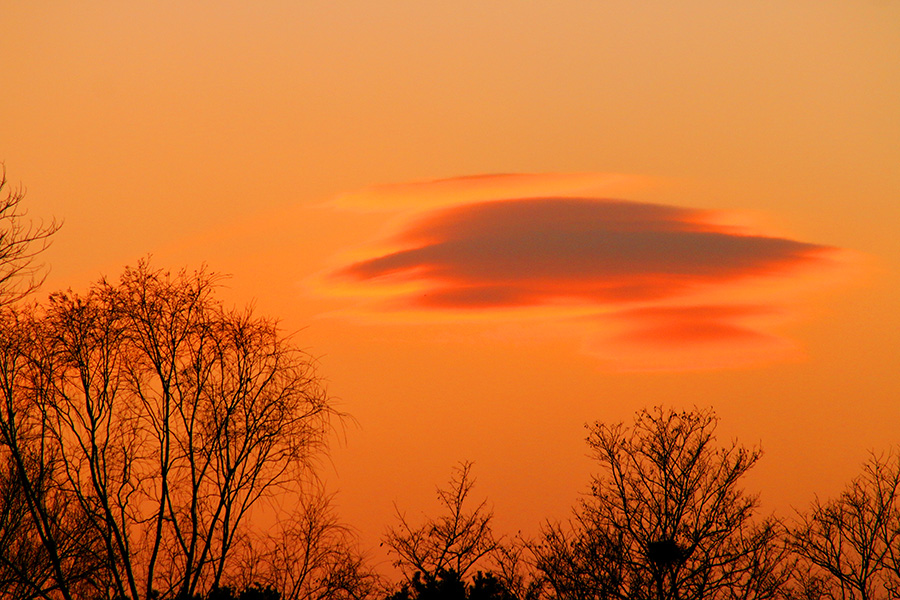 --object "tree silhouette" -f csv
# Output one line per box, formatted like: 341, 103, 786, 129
176, 582, 282, 600
793, 450, 900, 600
0, 262, 339, 600
534, 407, 794, 600
235, 489, 380, 600
385, 462, 500, 583
384, 463, 520, 600
387, 570, 518, 600
0, 164, 59, 307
